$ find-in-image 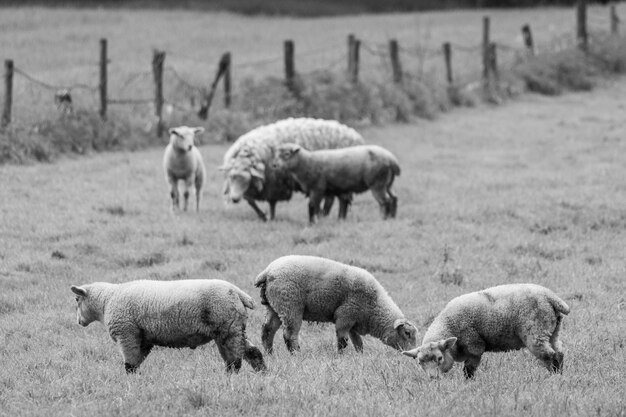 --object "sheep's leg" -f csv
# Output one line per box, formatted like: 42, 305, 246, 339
308, 191, 324, 224
387, 188, 398, 218
338, 197, 350, 220
243, 339, 267, 372
117, 335, 148, 374
194, 179, 202, 213
168, 177, 180, 211
282, 314, 303, 353
245, 197, 267, 222
322, 196, 334, 216
182, 178, 193, 212
216, 333, 245, 373
463, 355, 482, 379
268, 201, 277, 221
349, 329, 364, 353
261, 309, 282, 354
370, 186, 392, 219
